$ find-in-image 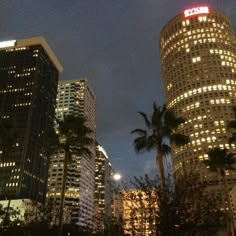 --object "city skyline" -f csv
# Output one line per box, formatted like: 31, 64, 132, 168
1, 0, 236, 181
